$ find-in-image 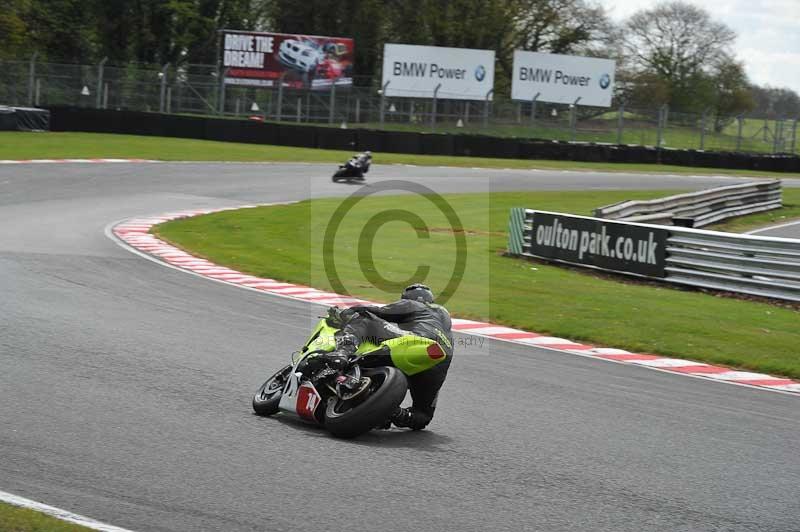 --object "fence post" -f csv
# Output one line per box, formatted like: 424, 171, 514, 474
379, 81, 390, 126
159, 64, 169, 113
791, 118, 798, 155
656, 104, 669, 148
34, 78, 41, 106
483, 89, 494, 129
96, 57, 108, 109
772, 119, 781, 153
217, 67, 228, 114
103, 82, 109, 109
570, 97, 581, 142
166, 87, 172, 113
700, 109, 707, 150
27, 52, 38, 106
616, 104, 625, 145
296, 97, 302, 123
355, 98, 360, 123
431, 83, 442, 129
464, 101, 470, 124
328, 78, 337, 124
276, 73, 285, 121
530, 92, 540, 128
736, 114, 744, 151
